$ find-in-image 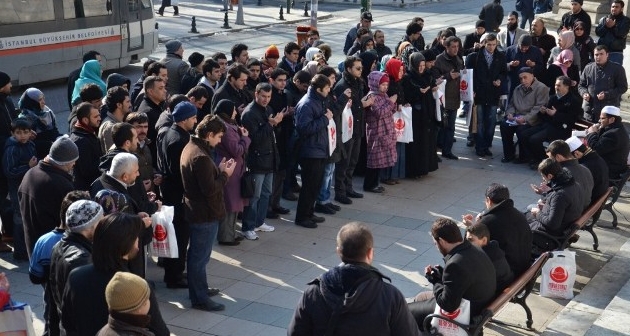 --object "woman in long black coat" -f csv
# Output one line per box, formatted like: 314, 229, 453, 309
401, 52, 439, 178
